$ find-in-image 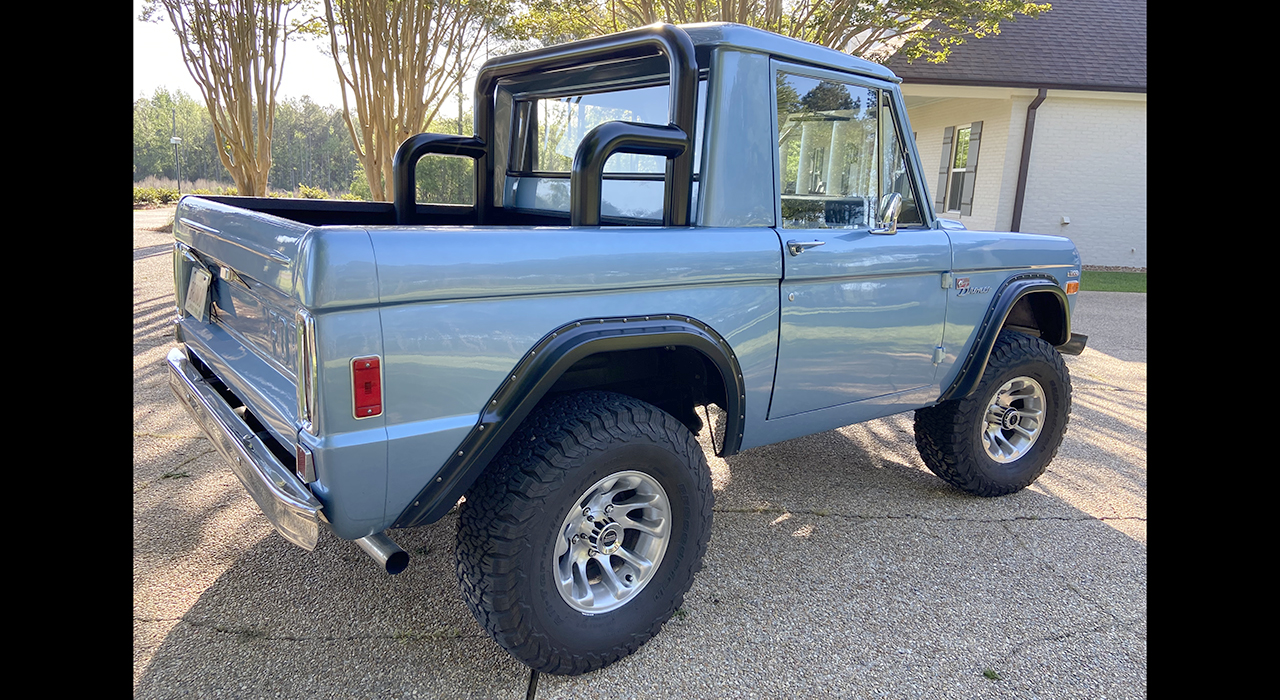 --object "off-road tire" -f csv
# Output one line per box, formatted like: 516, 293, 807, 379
456, 390, 714, 675
914, 330, 1072, 496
